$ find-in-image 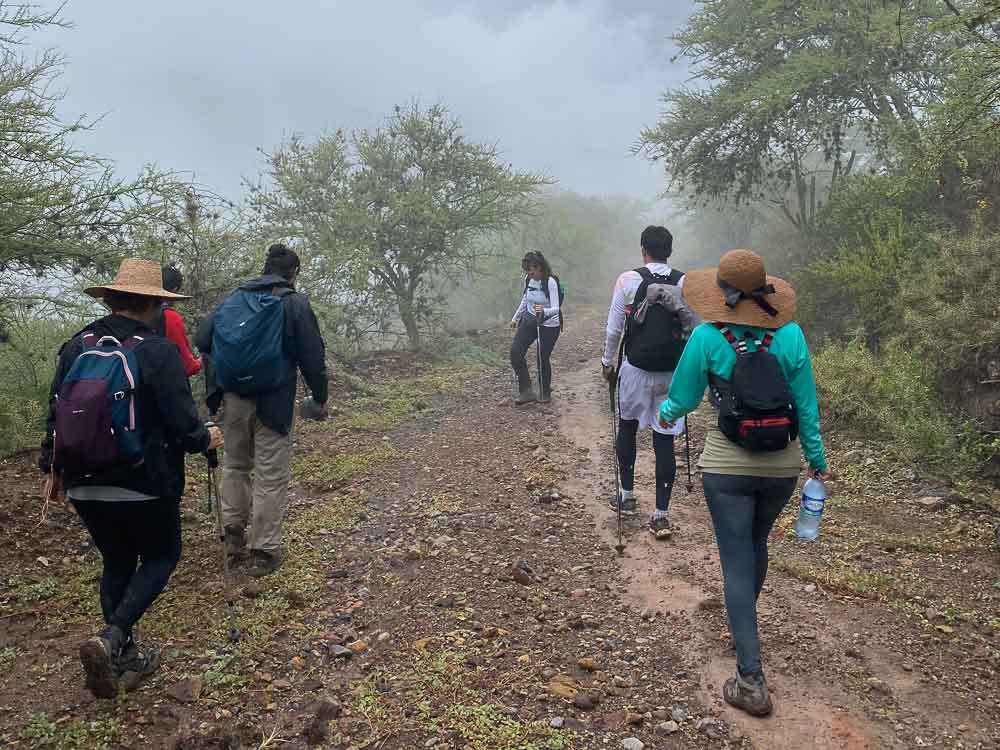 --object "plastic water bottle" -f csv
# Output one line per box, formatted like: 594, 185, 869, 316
795, 476, 827, 540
